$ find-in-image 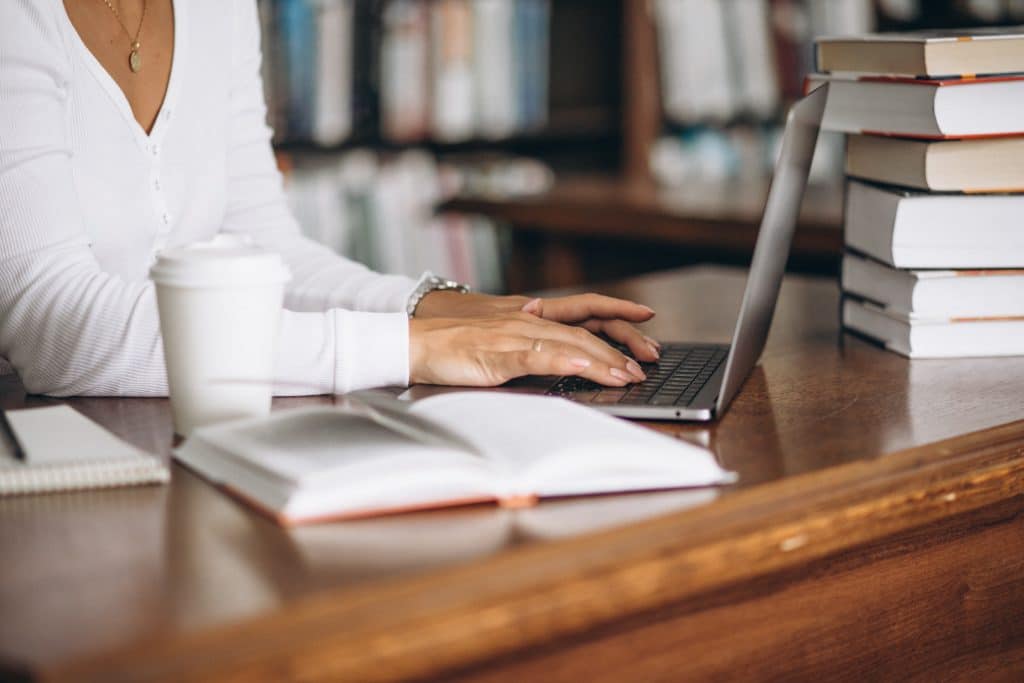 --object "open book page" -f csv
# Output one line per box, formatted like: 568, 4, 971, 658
177, 408, 496, 521
407, 393, 736, 499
